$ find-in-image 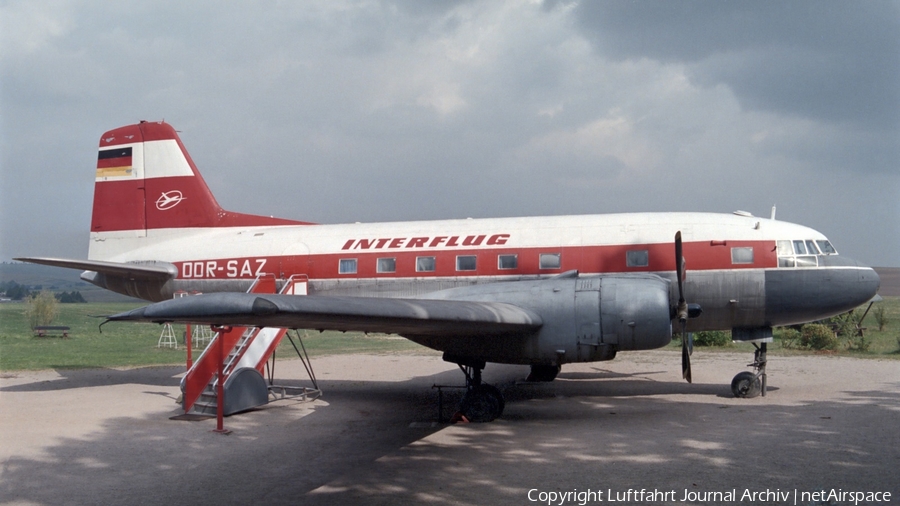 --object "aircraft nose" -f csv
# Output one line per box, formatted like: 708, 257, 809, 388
819, 254, 881, 306
765, 255, 881, 326
856, 263, 881, 299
